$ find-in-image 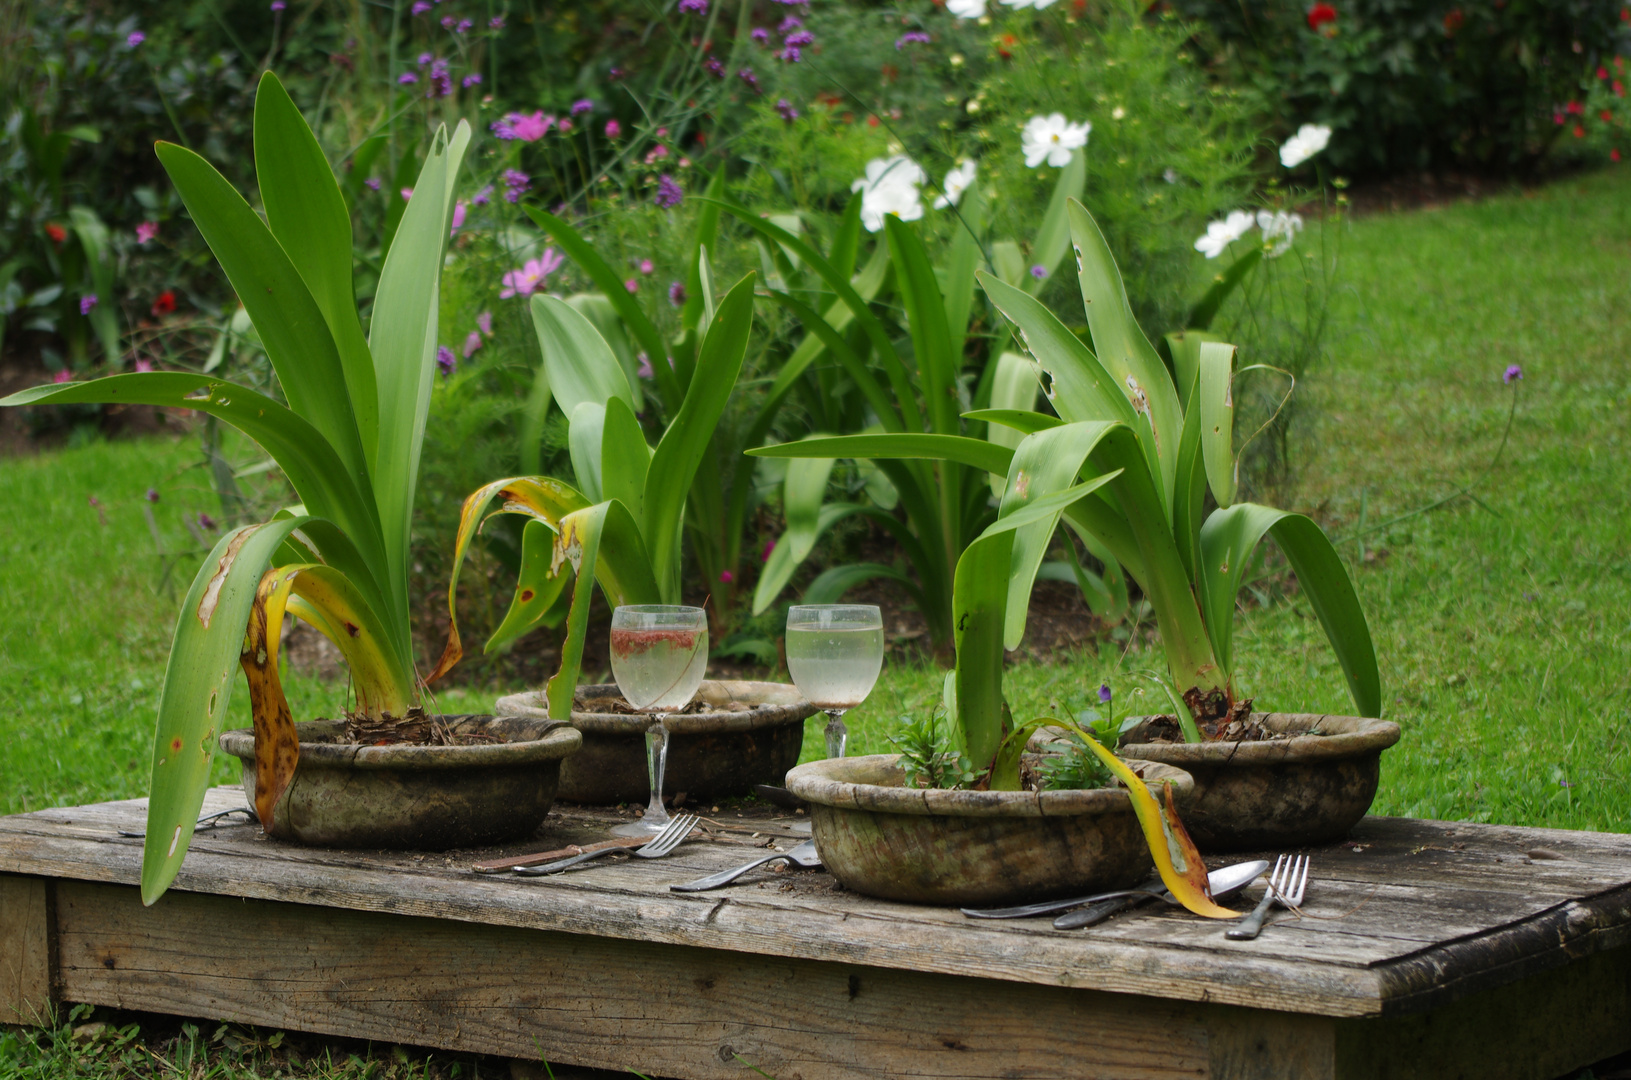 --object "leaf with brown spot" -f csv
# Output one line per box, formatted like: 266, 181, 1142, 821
240, 567, 307, 830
